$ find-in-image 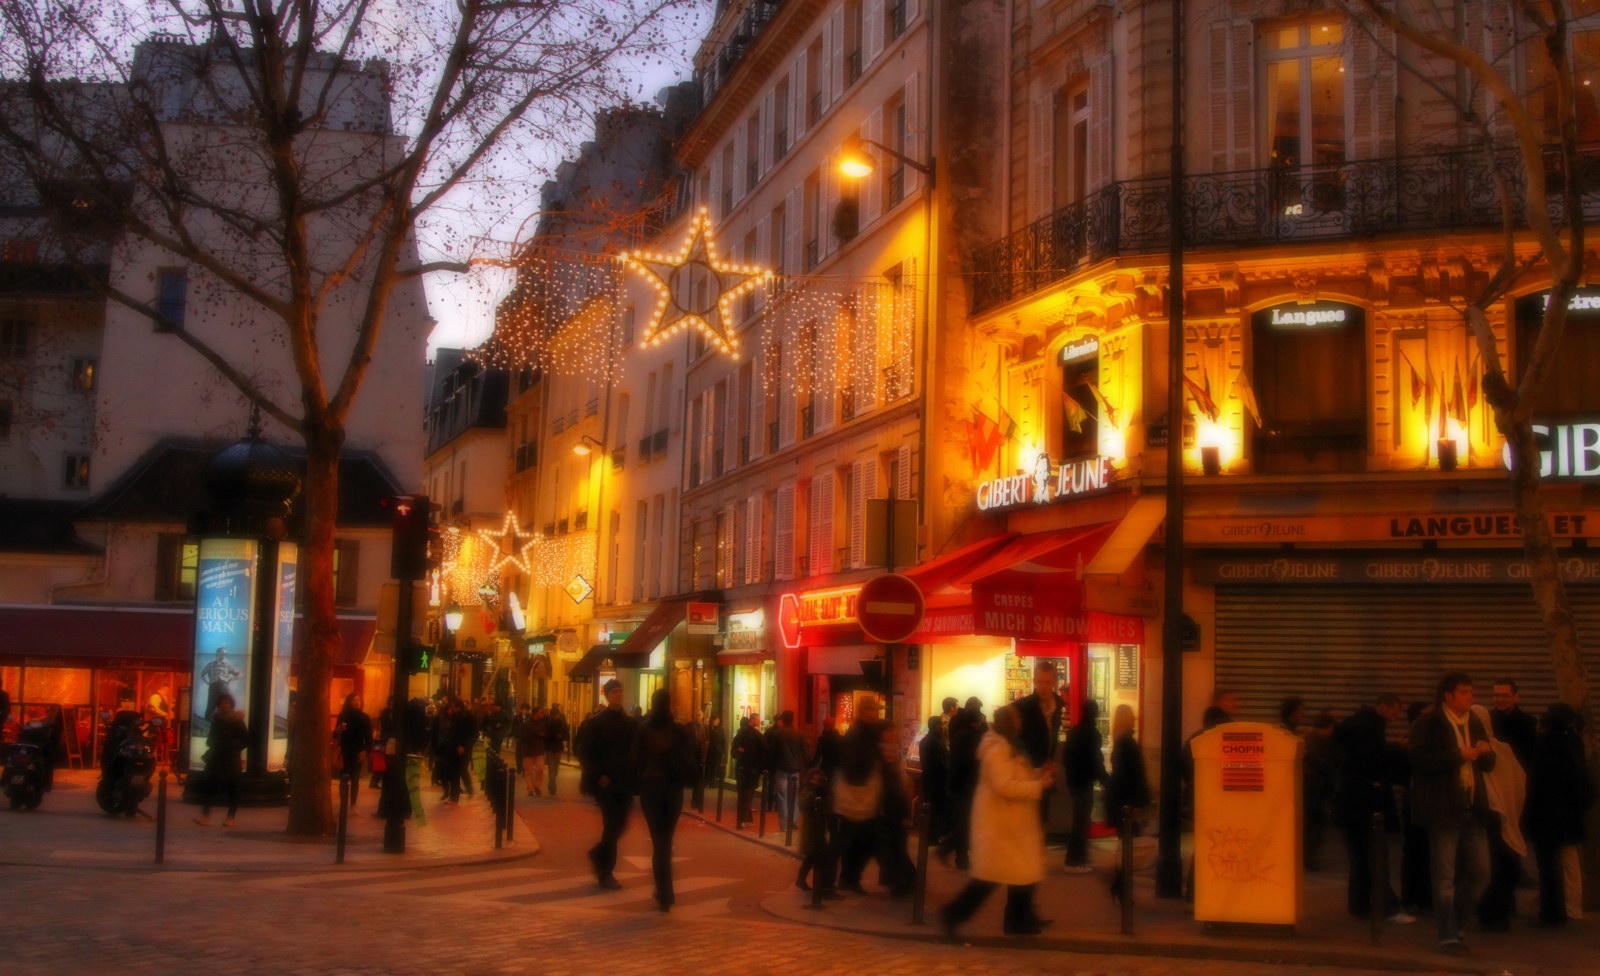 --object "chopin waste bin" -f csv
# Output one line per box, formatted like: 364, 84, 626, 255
1190, 722, 1302, 926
